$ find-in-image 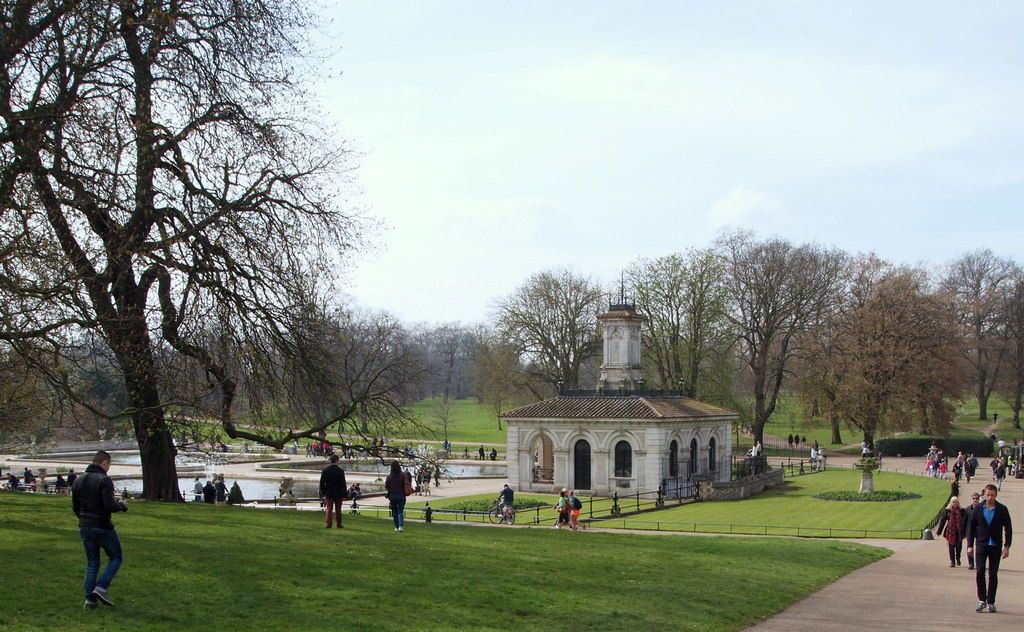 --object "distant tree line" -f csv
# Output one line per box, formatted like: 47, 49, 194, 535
472, 233, 1024, 451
